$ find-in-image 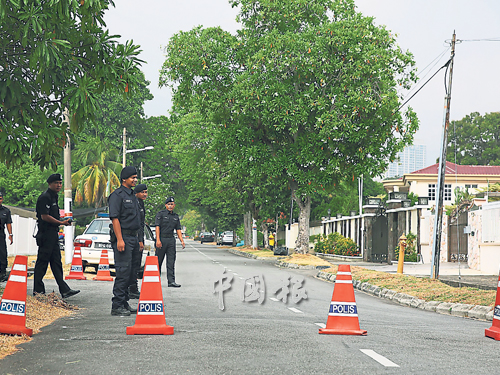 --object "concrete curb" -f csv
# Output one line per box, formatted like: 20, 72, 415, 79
316, 270, 494, 321
227, 251, 495, 322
